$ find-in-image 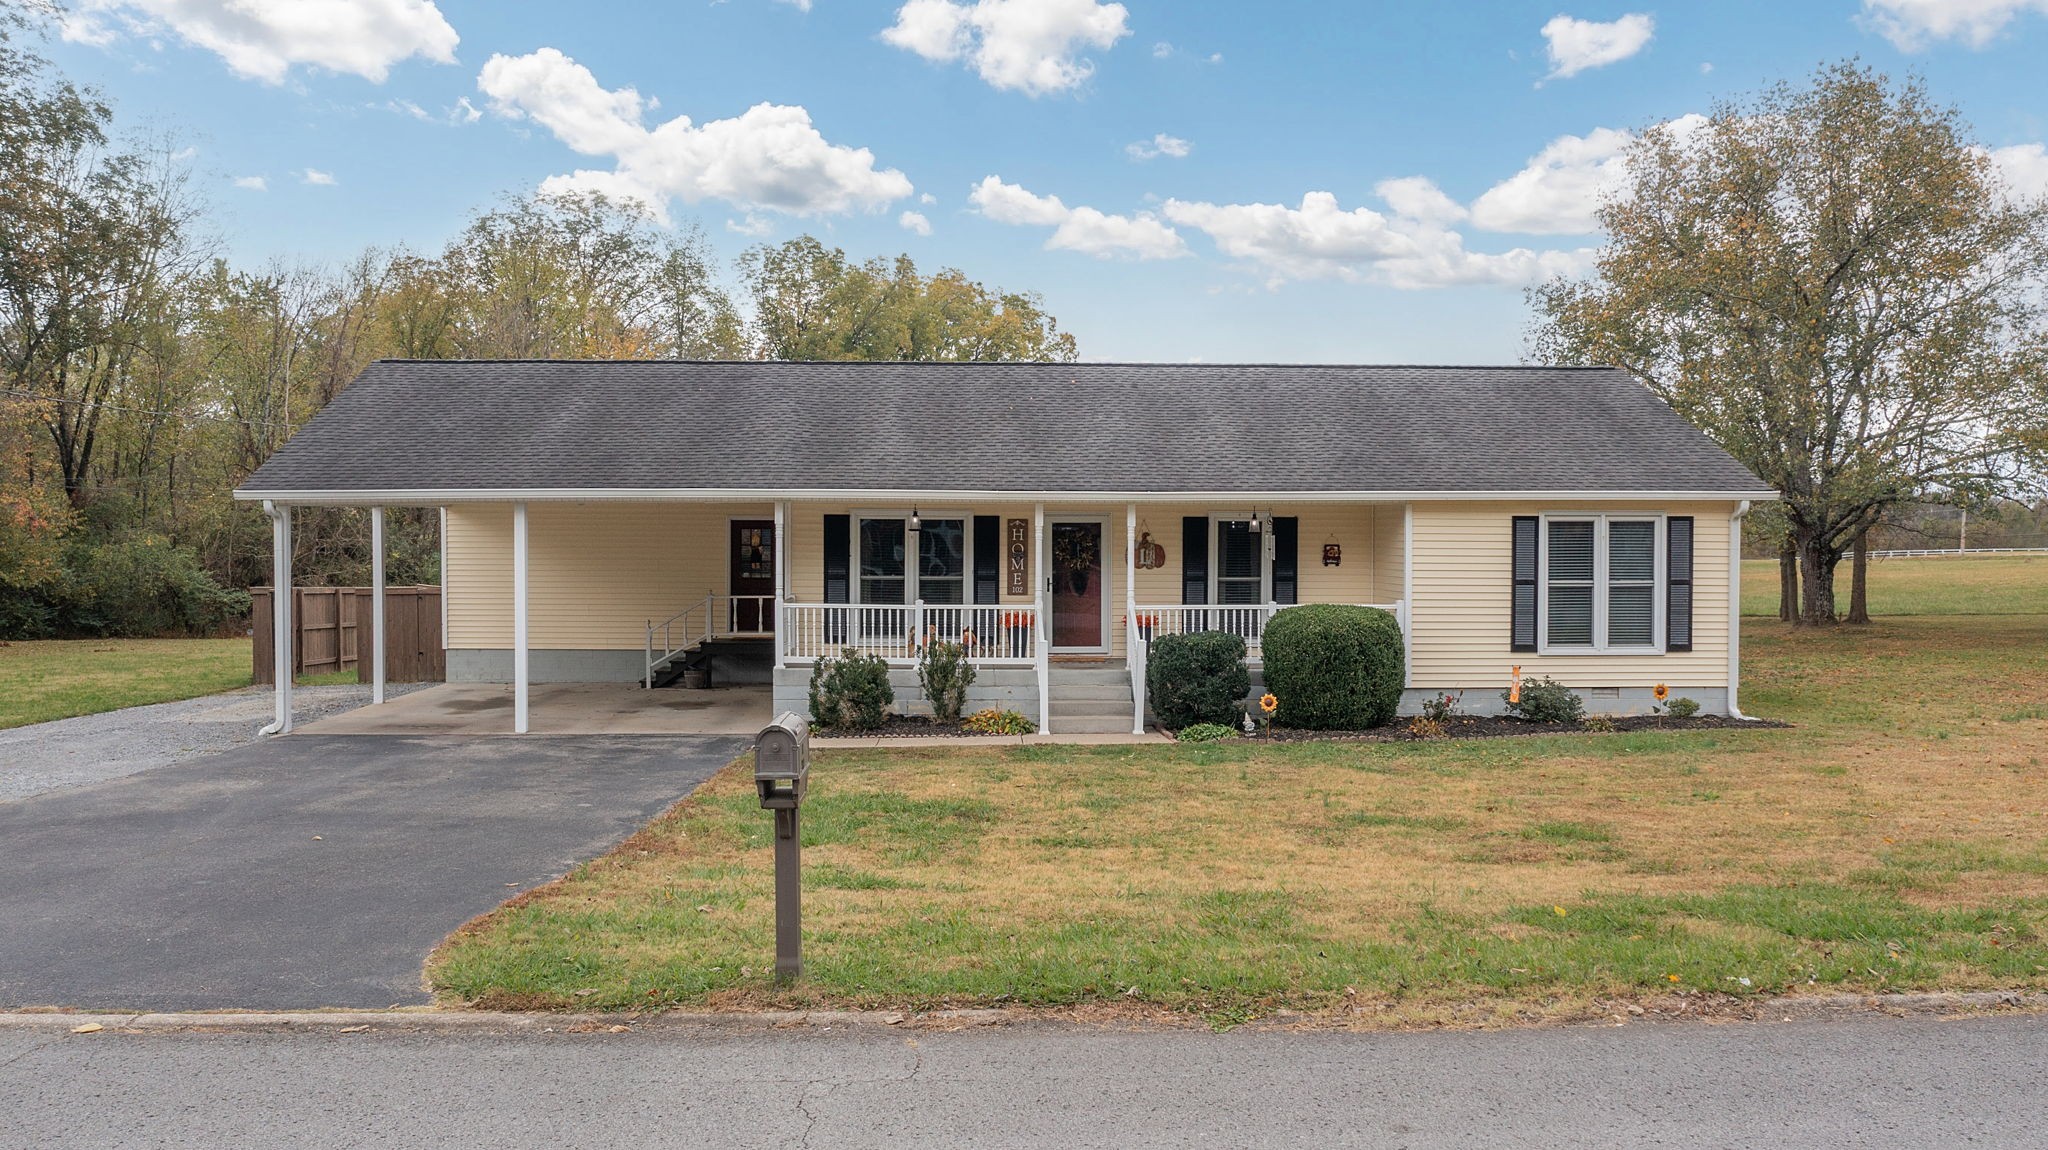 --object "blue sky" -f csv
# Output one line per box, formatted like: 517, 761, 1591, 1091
43, 0, 2048, 363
